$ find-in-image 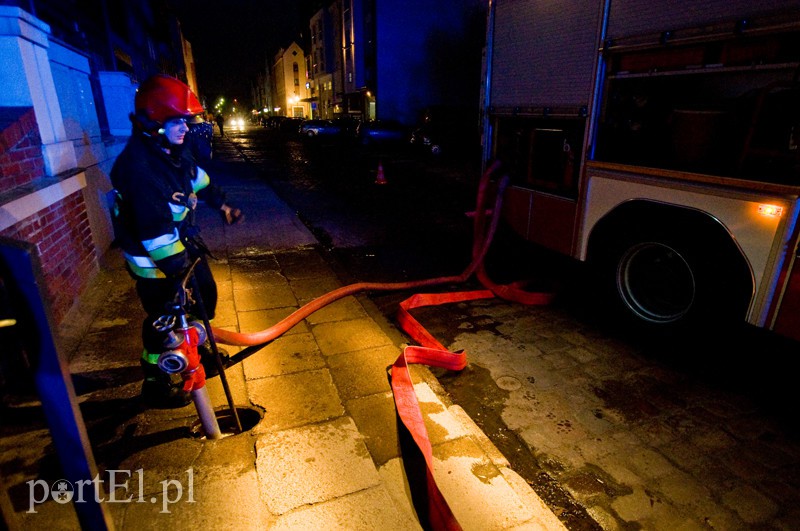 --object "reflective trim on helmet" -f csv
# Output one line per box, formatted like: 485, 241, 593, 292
193, 167, 210, 192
